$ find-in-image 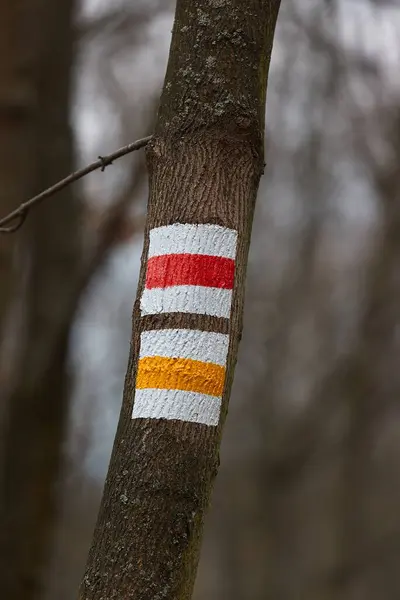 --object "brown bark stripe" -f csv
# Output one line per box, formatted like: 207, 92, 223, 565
140, 313, 230, 335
